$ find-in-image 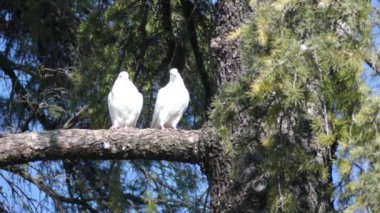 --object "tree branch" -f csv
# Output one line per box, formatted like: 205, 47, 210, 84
0, 52, 56, 130
61, 105, 89, 129
2, 166, 95, 205
365, 58, 380, 75
182, 0, 216, 109
0, 129, 202, 167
